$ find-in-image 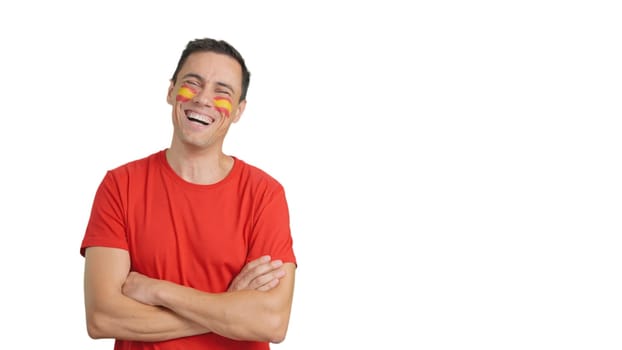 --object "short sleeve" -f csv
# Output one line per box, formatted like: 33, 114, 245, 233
80, 171, 129, 256
247, 186, 297, 266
